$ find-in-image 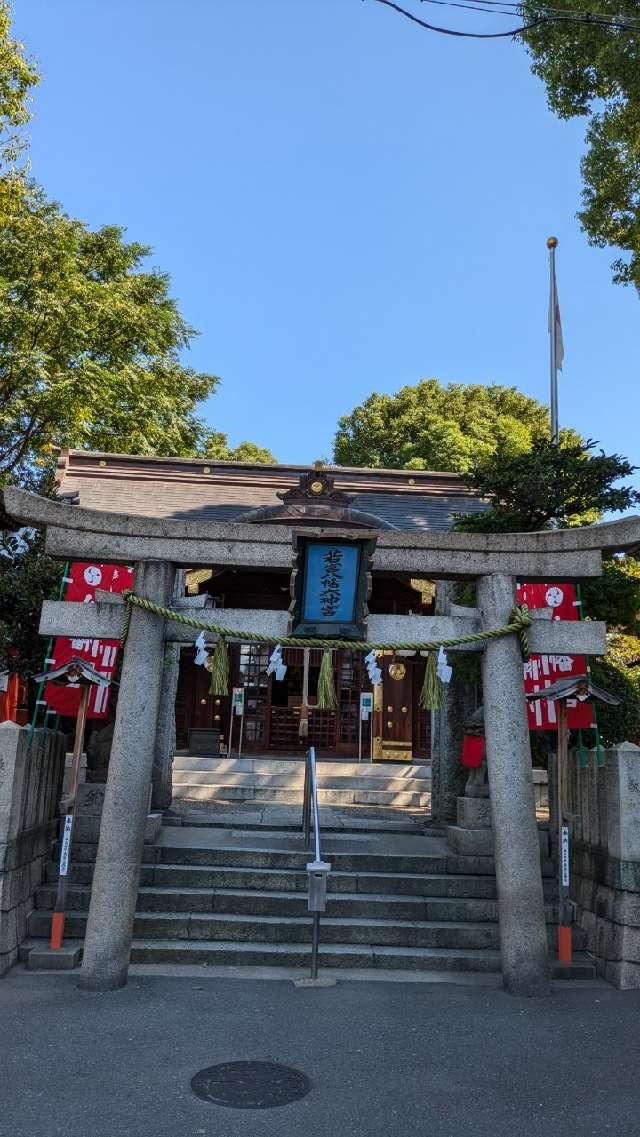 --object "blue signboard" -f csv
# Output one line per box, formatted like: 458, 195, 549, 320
302, 543, 360, 624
